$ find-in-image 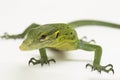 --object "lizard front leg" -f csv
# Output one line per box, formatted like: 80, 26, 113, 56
1, 23, 40, 39
78, 40, 114, 73
29, 48, 56, 66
